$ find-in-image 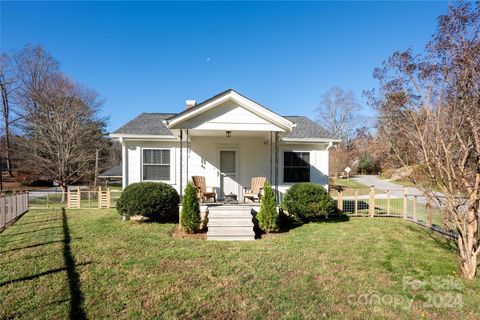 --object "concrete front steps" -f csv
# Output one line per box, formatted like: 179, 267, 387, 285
207, 206, 255, 241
